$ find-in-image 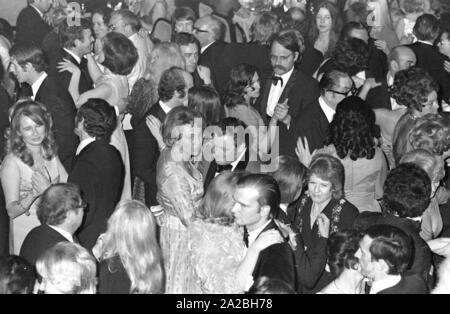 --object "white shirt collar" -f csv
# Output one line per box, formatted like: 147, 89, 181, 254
63, 48, 82, 65
48, 225, 74, 243
76, 137, 96, 155
159, 100, 172, 114
279, 203, 288, 214
201, 41, 215, 54
370, 275, 402, 294
248, 220, 272, 248
30, 4, 44, 18
31, 72, 48, 100
417, 40, 433, 46
318, 96, 336, 123
230, 147, 247, 171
